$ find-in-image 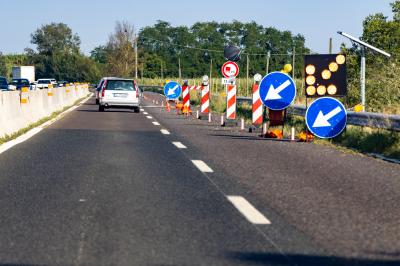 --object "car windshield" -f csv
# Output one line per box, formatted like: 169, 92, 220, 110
38, 80, 50, 84
106, 80, 134, 91
12, 79, 30, 86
